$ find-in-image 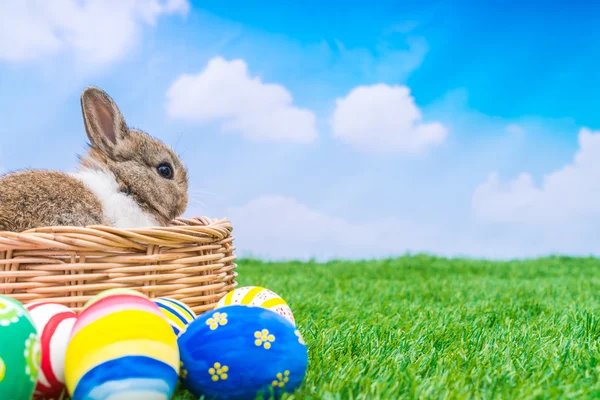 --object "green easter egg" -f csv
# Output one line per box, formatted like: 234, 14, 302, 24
0, 296, 40, 400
